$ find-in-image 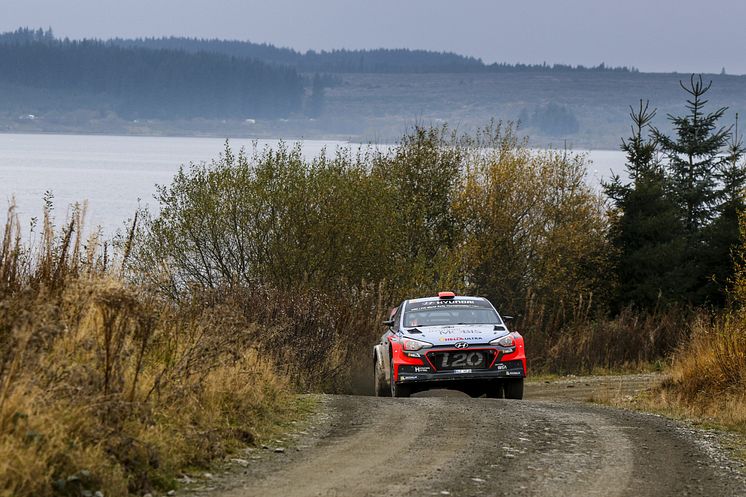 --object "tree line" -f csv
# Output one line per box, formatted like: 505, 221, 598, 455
1, 28, 636, 74
0, 29, 304, 119
111, 36, 637, 74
